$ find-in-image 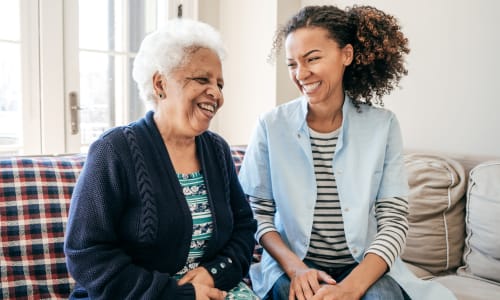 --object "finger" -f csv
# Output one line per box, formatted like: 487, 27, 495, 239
310, 286, 327, 300
178, 272, 194, 285
207, 287, 227, 300
291, 278, 306, 300
300, 278, 314, 299
317, 270, 336, 285
290, 282, 305, 300
289, 285, 295, 300
307, 273, 321, 294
